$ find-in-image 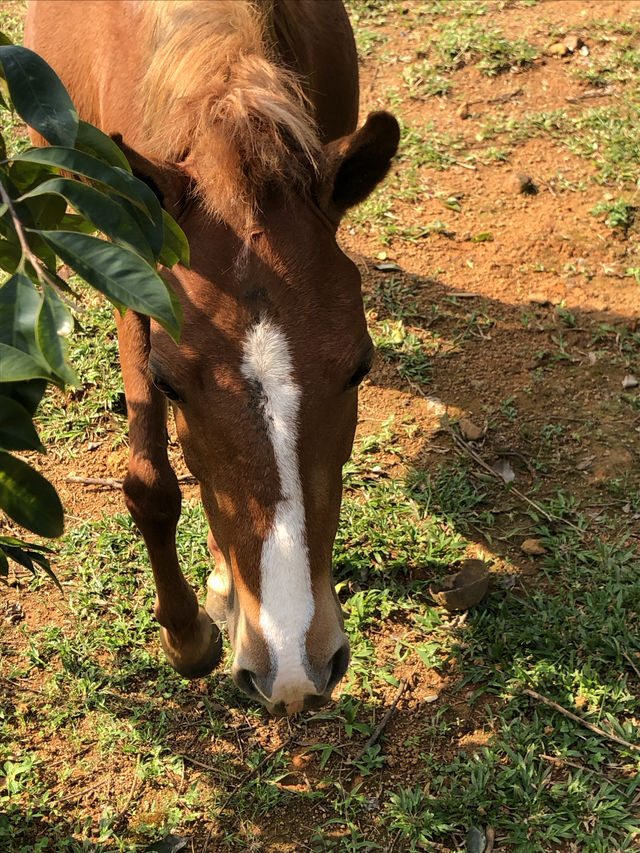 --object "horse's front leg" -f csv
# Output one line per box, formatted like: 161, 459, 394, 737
117, 310, 222, 678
